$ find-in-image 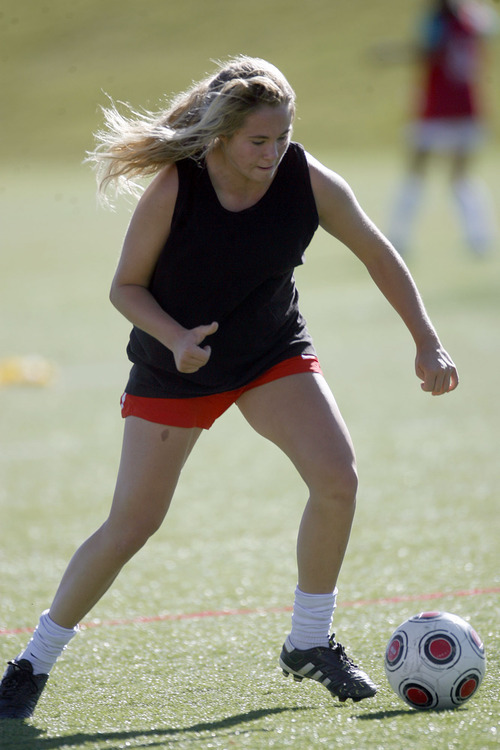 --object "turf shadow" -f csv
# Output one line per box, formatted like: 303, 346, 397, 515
355, 706, 469, 720
0, 705, 311, 748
